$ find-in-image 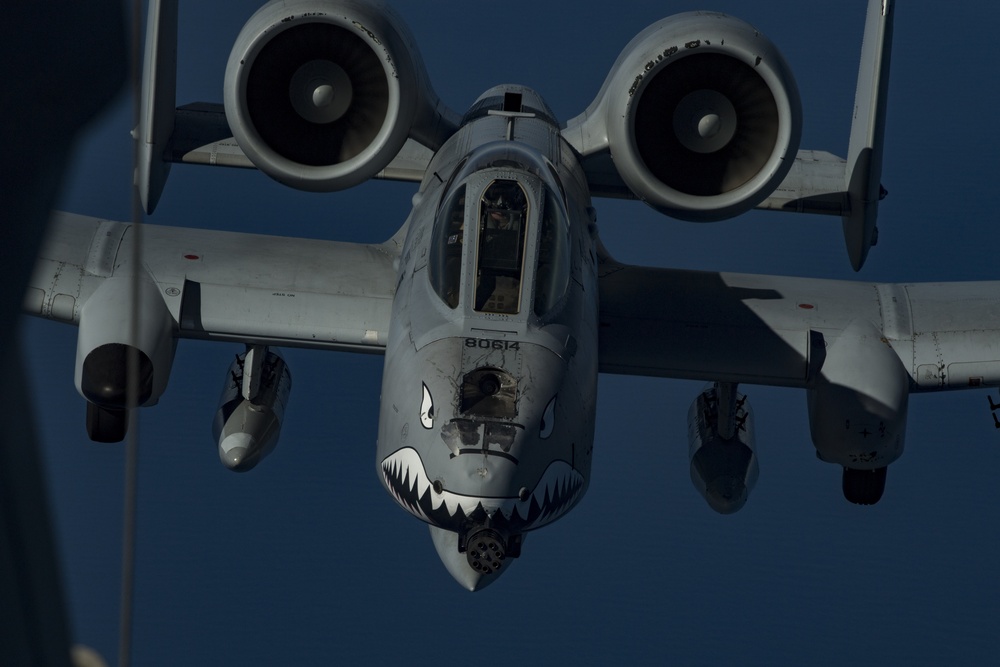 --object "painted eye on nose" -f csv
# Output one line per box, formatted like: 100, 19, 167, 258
420, 383, 434, 429
540, 395, 556, 439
